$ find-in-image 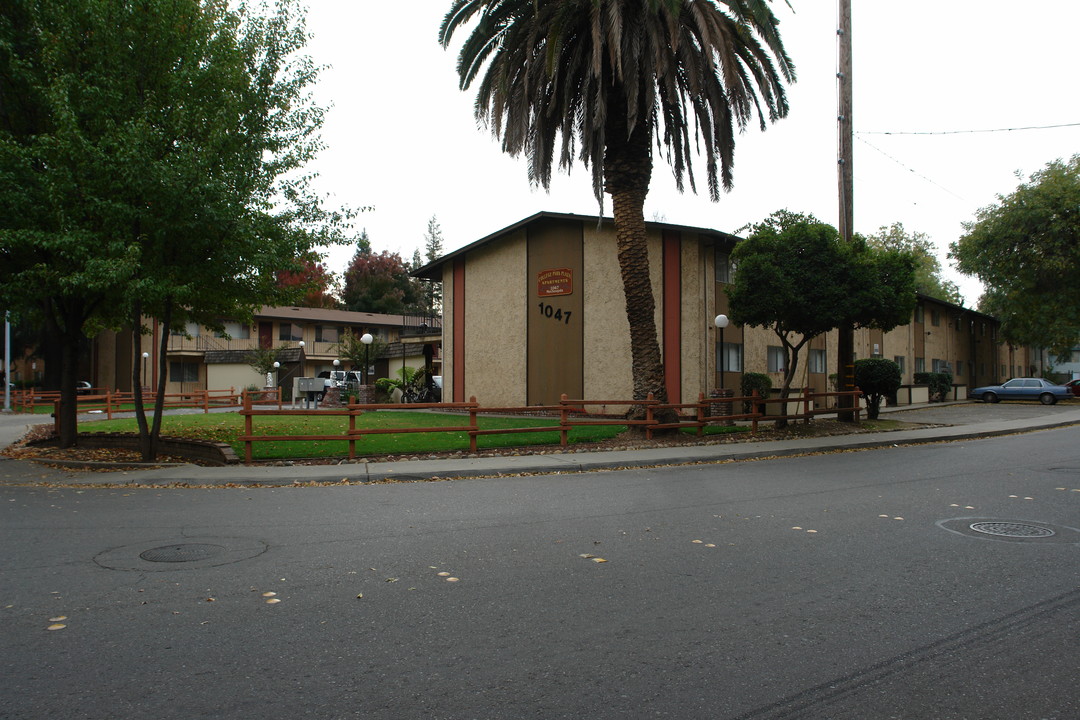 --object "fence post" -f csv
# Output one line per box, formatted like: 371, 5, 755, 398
696, 392, 705, 436
559, 394, 570, 447
468, 396, 478, 453
750, 390, 760, 434
645, 392, 655, 439
348, 403, 357, 459
803, 388, 812, 424
243, 391, 253, 464
203, 390, 209, 414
